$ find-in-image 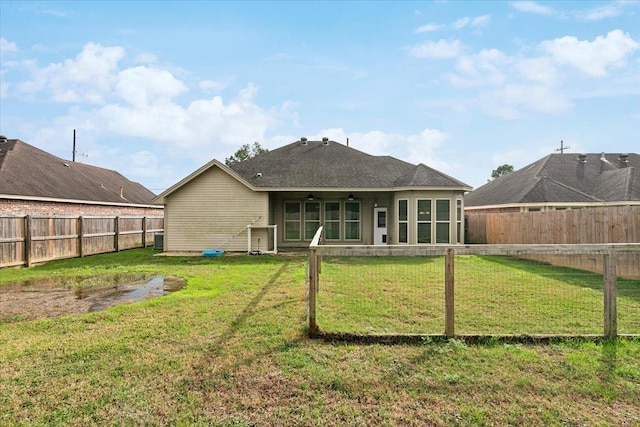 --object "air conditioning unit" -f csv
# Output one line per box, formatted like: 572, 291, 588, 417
153, 233, 164, 250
